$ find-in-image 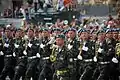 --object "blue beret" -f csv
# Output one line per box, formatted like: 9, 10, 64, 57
67, 28, 76, 32
41, 28, 49, 32
78, 28, 88, 33
106, 28, 113, 33
52, 28, 61, 32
